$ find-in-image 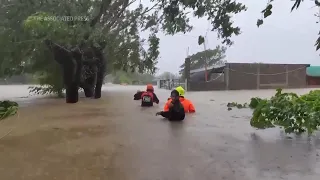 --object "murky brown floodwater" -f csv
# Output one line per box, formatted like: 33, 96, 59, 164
1, 85, 320, 180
